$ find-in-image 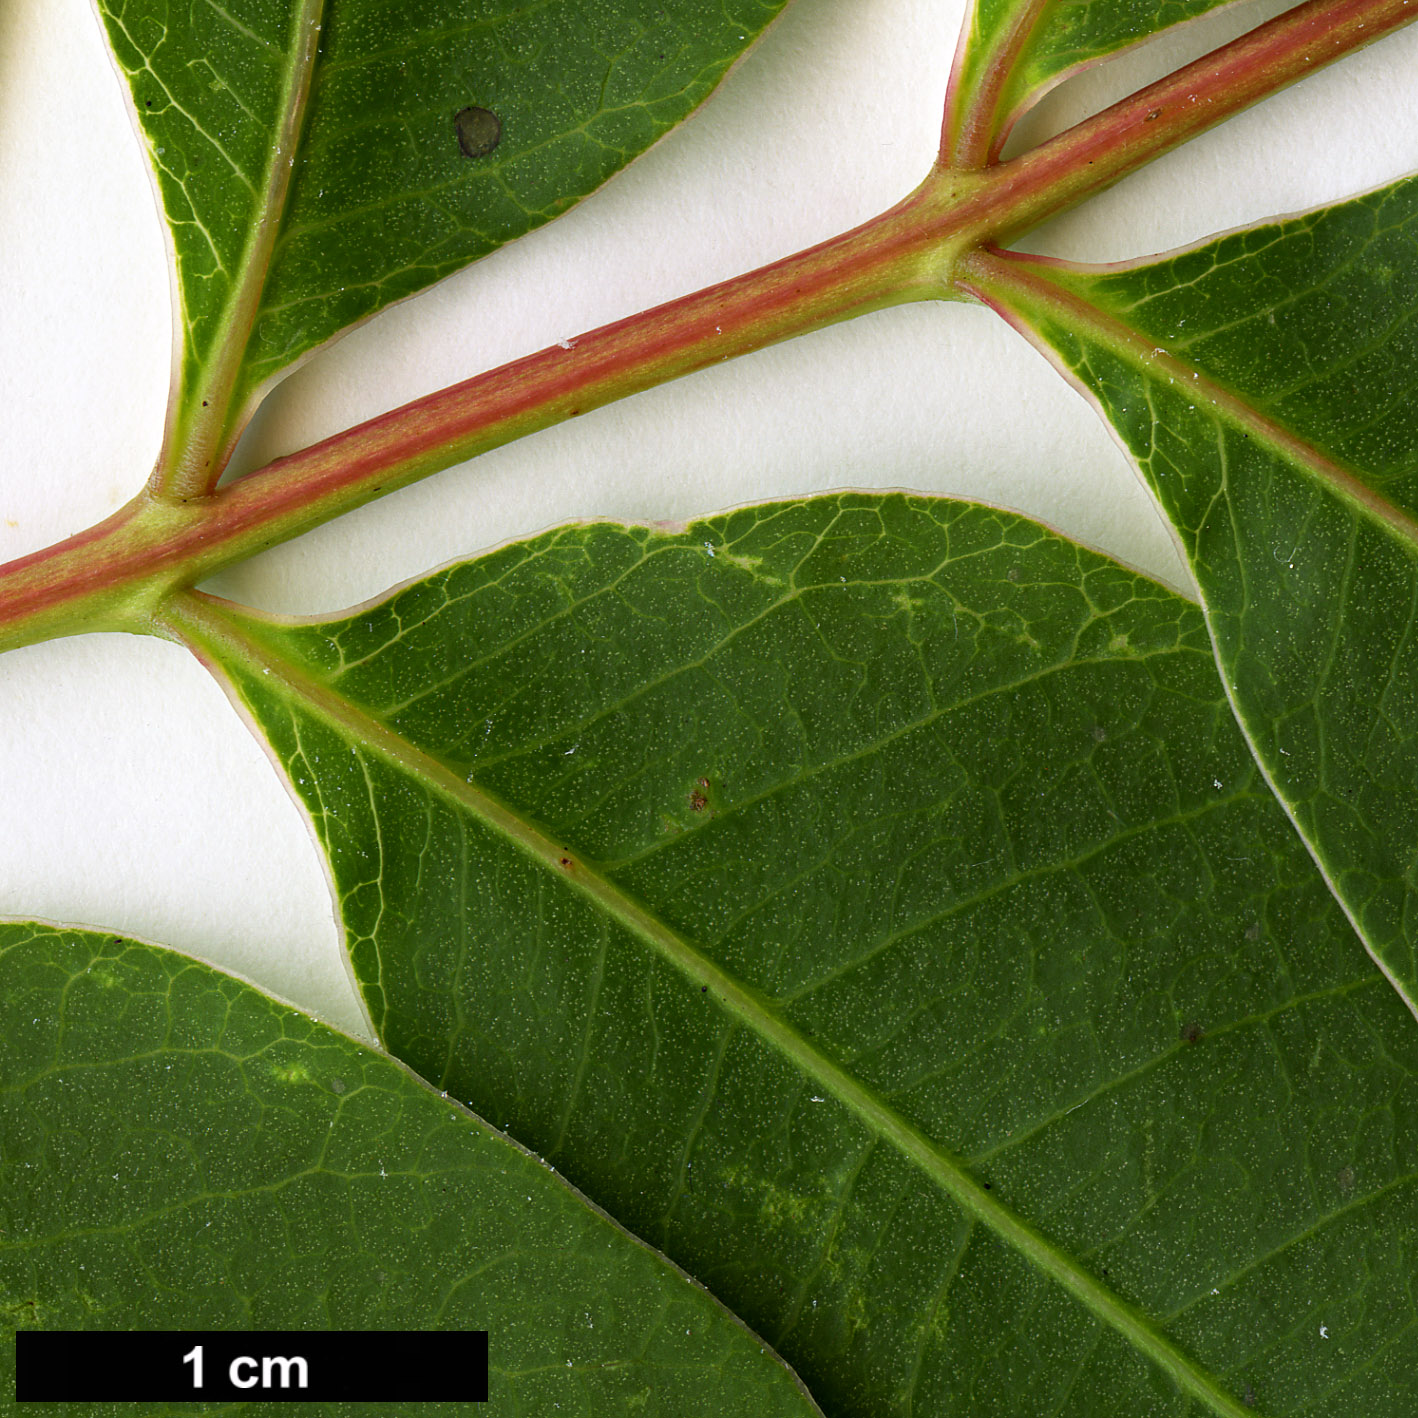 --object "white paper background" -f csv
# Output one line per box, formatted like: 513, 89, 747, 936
2, 0, 1416, 1038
